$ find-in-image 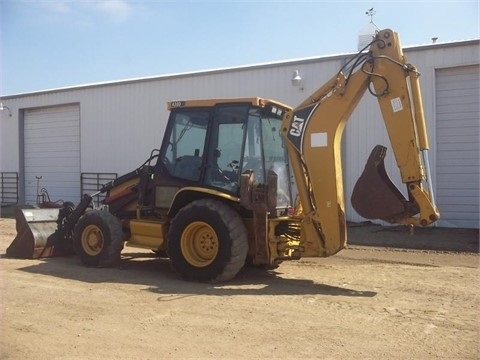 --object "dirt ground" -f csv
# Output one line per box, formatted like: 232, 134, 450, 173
0, 217, 478, 360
